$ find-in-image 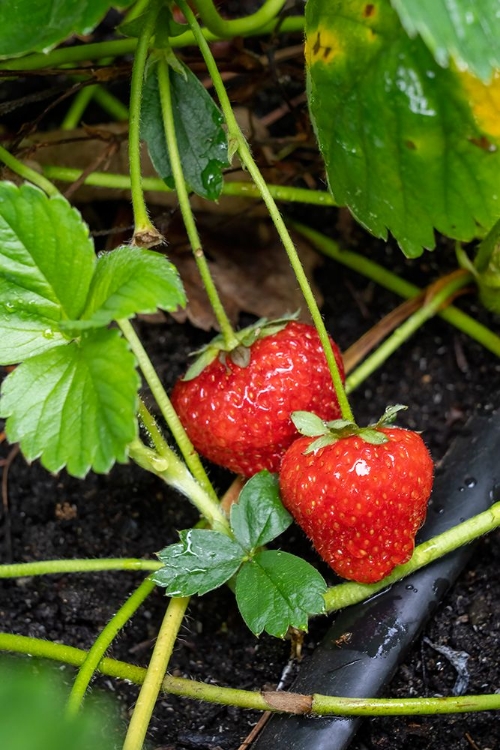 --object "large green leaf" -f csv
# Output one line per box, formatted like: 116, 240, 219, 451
0, 0, 133, 58
65, 245, 186, 330
0, 182, 95, 361
142, 59, 229, 201
235, 551, 326, 638
306, 0, 500, 256
0, 660, 123, 750
0, 328, 139, 477
230, 471, 292, 552
391, 0, 500, 82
